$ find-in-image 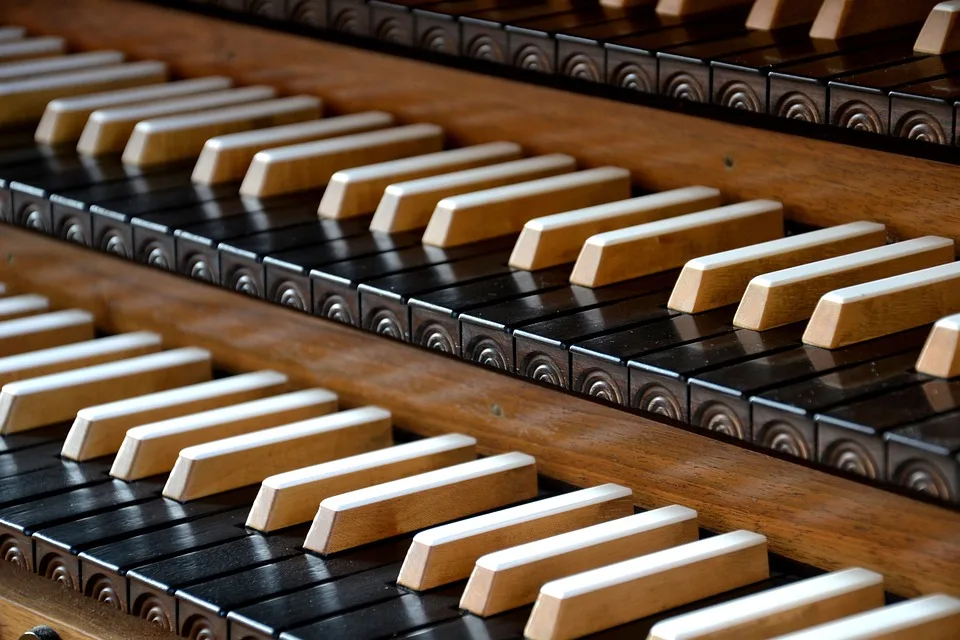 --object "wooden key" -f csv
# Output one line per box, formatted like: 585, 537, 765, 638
61, 369, 289, 462
748, 0, 825, 30
656, 0, 754, 16
0, 36, 64, 62
304, 452, 538, 554
122, 95, 322, 167
75, 85, 275, 156
0, 347, 211, 435
239, 123, 445, 198
318, 141, 523, 219
648, 568, 884, 640
246, 433, 477, 532
0, 310, 94, 358
0, 61, 168, 128
461, 505, 698, 617
398, 484, 634, 591
668, 221, 886, 314
36, 76, 230, 146
0, 27, 26, 42
735, 237, 954, 331
915, 313, 960, 378
369, 154, 576, 233
0, 294, 48, 321
423, 167, 631, 248
163, 406, 393, 501
524, 530, 769, 640
916, 1, 960, 53
110, 388, 338, 481
810, 0, 943, 39
0, 332, 161, 389
771, 594, 960, 640
191, 111, 394, 185
510, 187, 722, 272
803, 261, 960, 349
0, 50, 124, 81
571, 200, 783, 288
